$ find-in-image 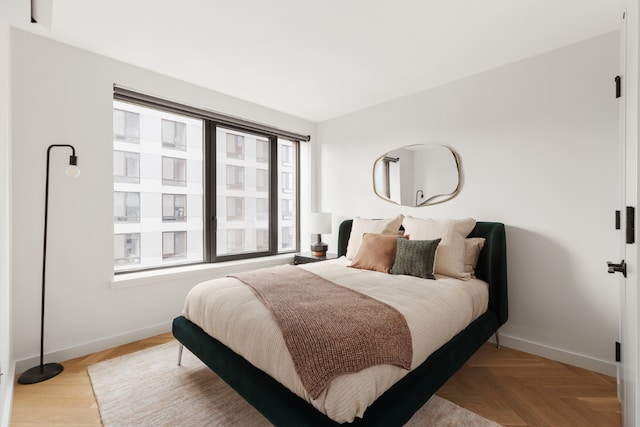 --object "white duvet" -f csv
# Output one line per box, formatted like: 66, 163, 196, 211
182, 258, 488, 423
